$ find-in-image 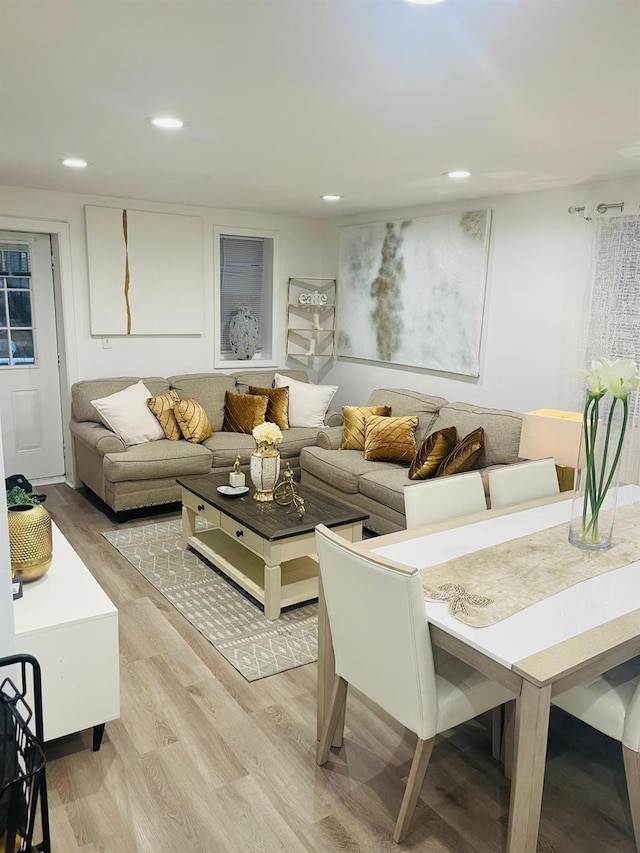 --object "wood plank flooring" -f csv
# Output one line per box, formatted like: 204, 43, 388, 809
32, 484, 637, 852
